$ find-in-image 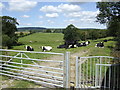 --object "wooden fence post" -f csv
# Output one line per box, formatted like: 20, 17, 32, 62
63, 52, 70, 88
